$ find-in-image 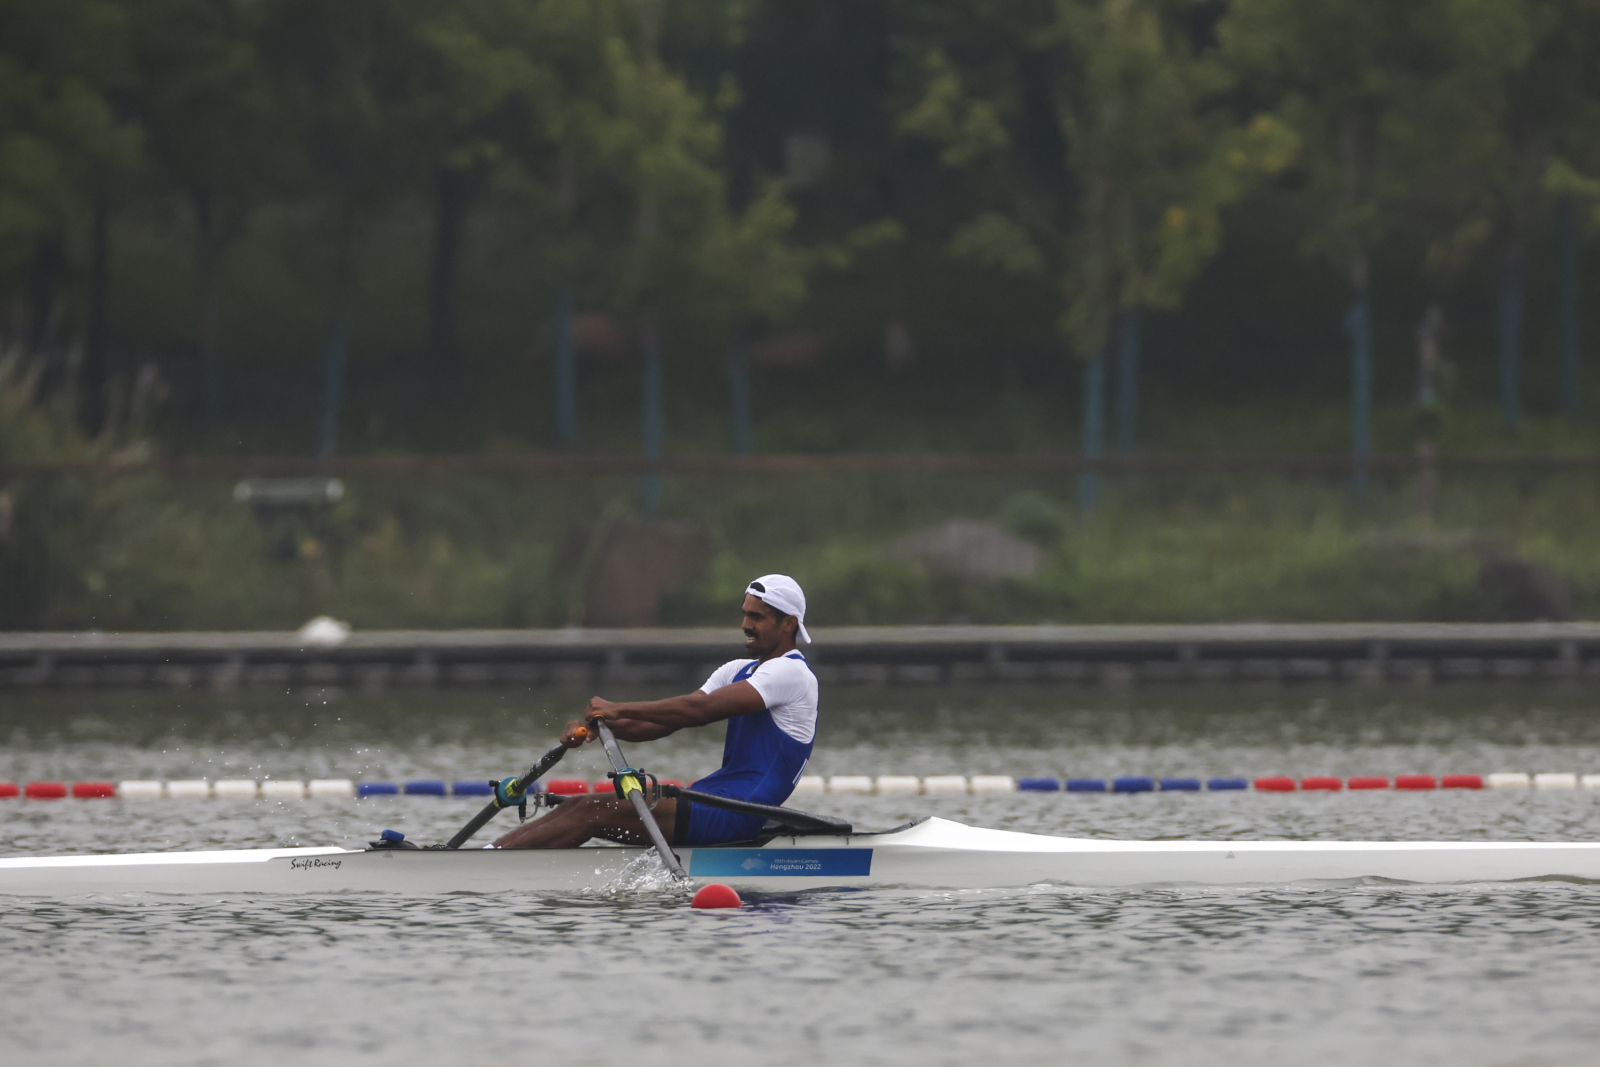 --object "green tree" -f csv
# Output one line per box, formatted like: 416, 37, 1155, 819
591, 0, 802, 496
1416, 0, 1600, 432
0, 0, 138, 432
260, 0, 437, 454
1218, 0, 1530, 465
125, 0, 289, 434
430, 0, 802, 462
404, 0, 569, 377
901, 0, 1291, 503
1547, 10, 1600, 416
